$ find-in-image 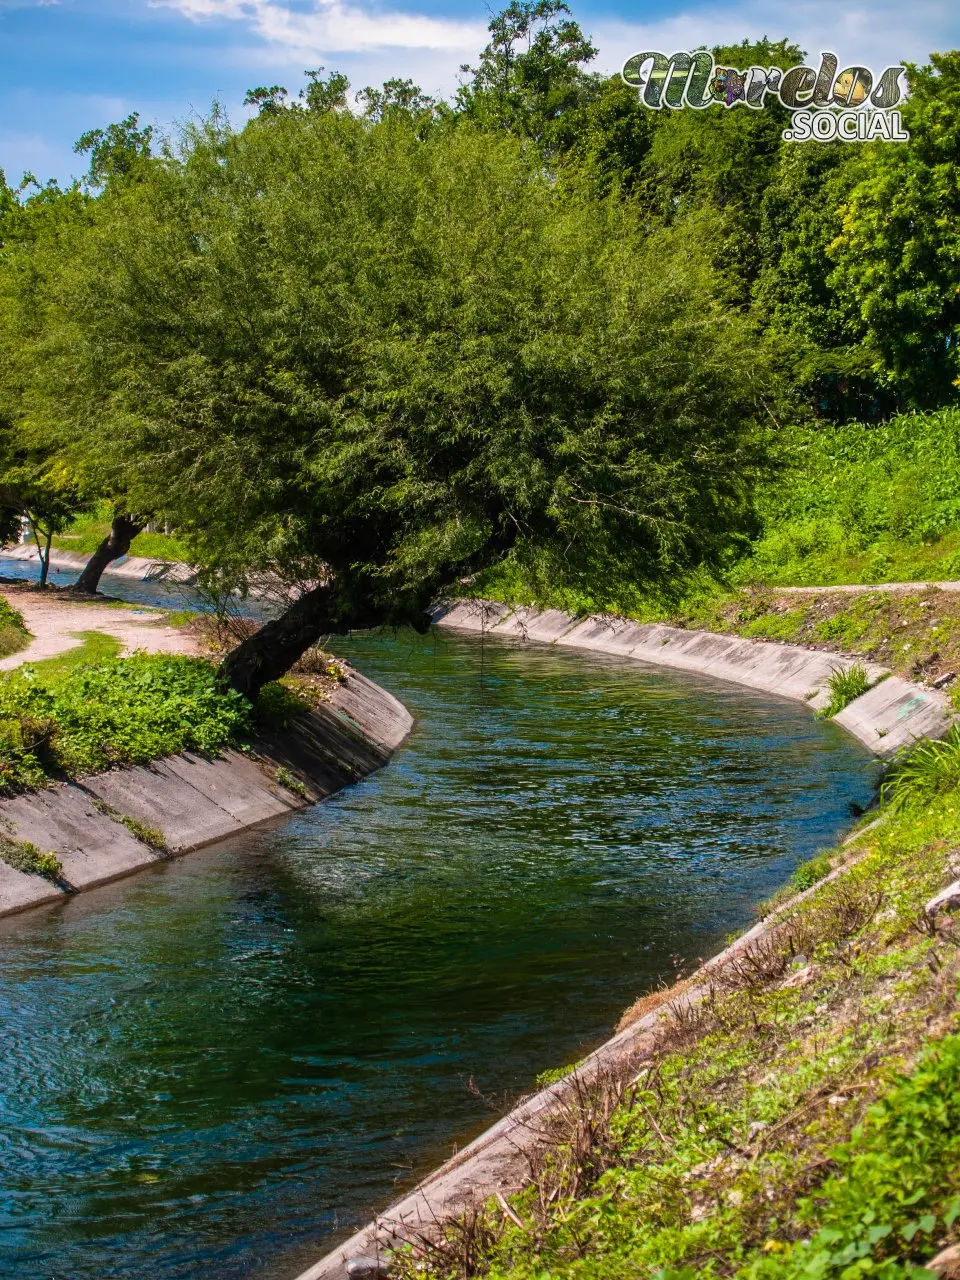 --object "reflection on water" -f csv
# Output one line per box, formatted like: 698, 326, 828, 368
0, 568, 876, 1279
